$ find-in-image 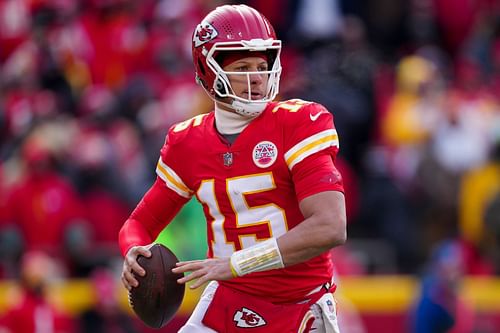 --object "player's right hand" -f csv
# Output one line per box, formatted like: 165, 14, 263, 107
121, 244, 153, 291
173, 257, 234, 289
